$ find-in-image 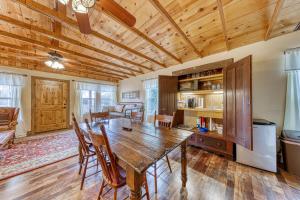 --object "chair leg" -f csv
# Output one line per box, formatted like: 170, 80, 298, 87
154, 163, 157, 194
114, 188, 118, 200
80, 156, 89, 190
165, 155, 172, 173
98, 180, 105, 200
144, 174, 150, 200
79, 159, 83, 175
